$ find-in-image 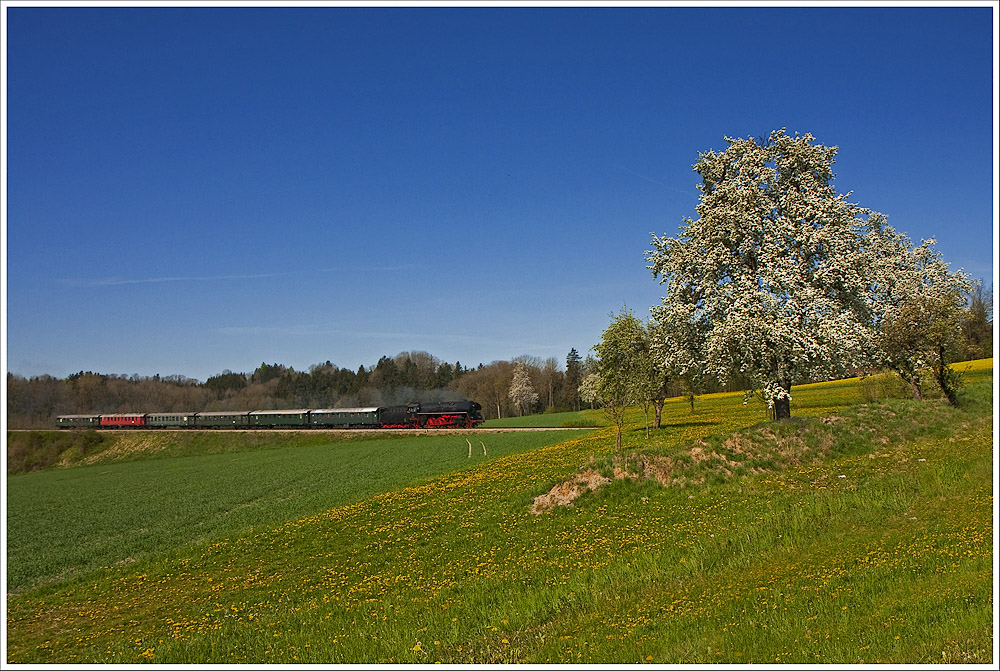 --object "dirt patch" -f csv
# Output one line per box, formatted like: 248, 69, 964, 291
631, 454, 681, 486
722, 433, 754, 456
639, 455, 673, 485
530, 450, 720, 513
531, 416, 847, 513
530, 469, 610, 515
